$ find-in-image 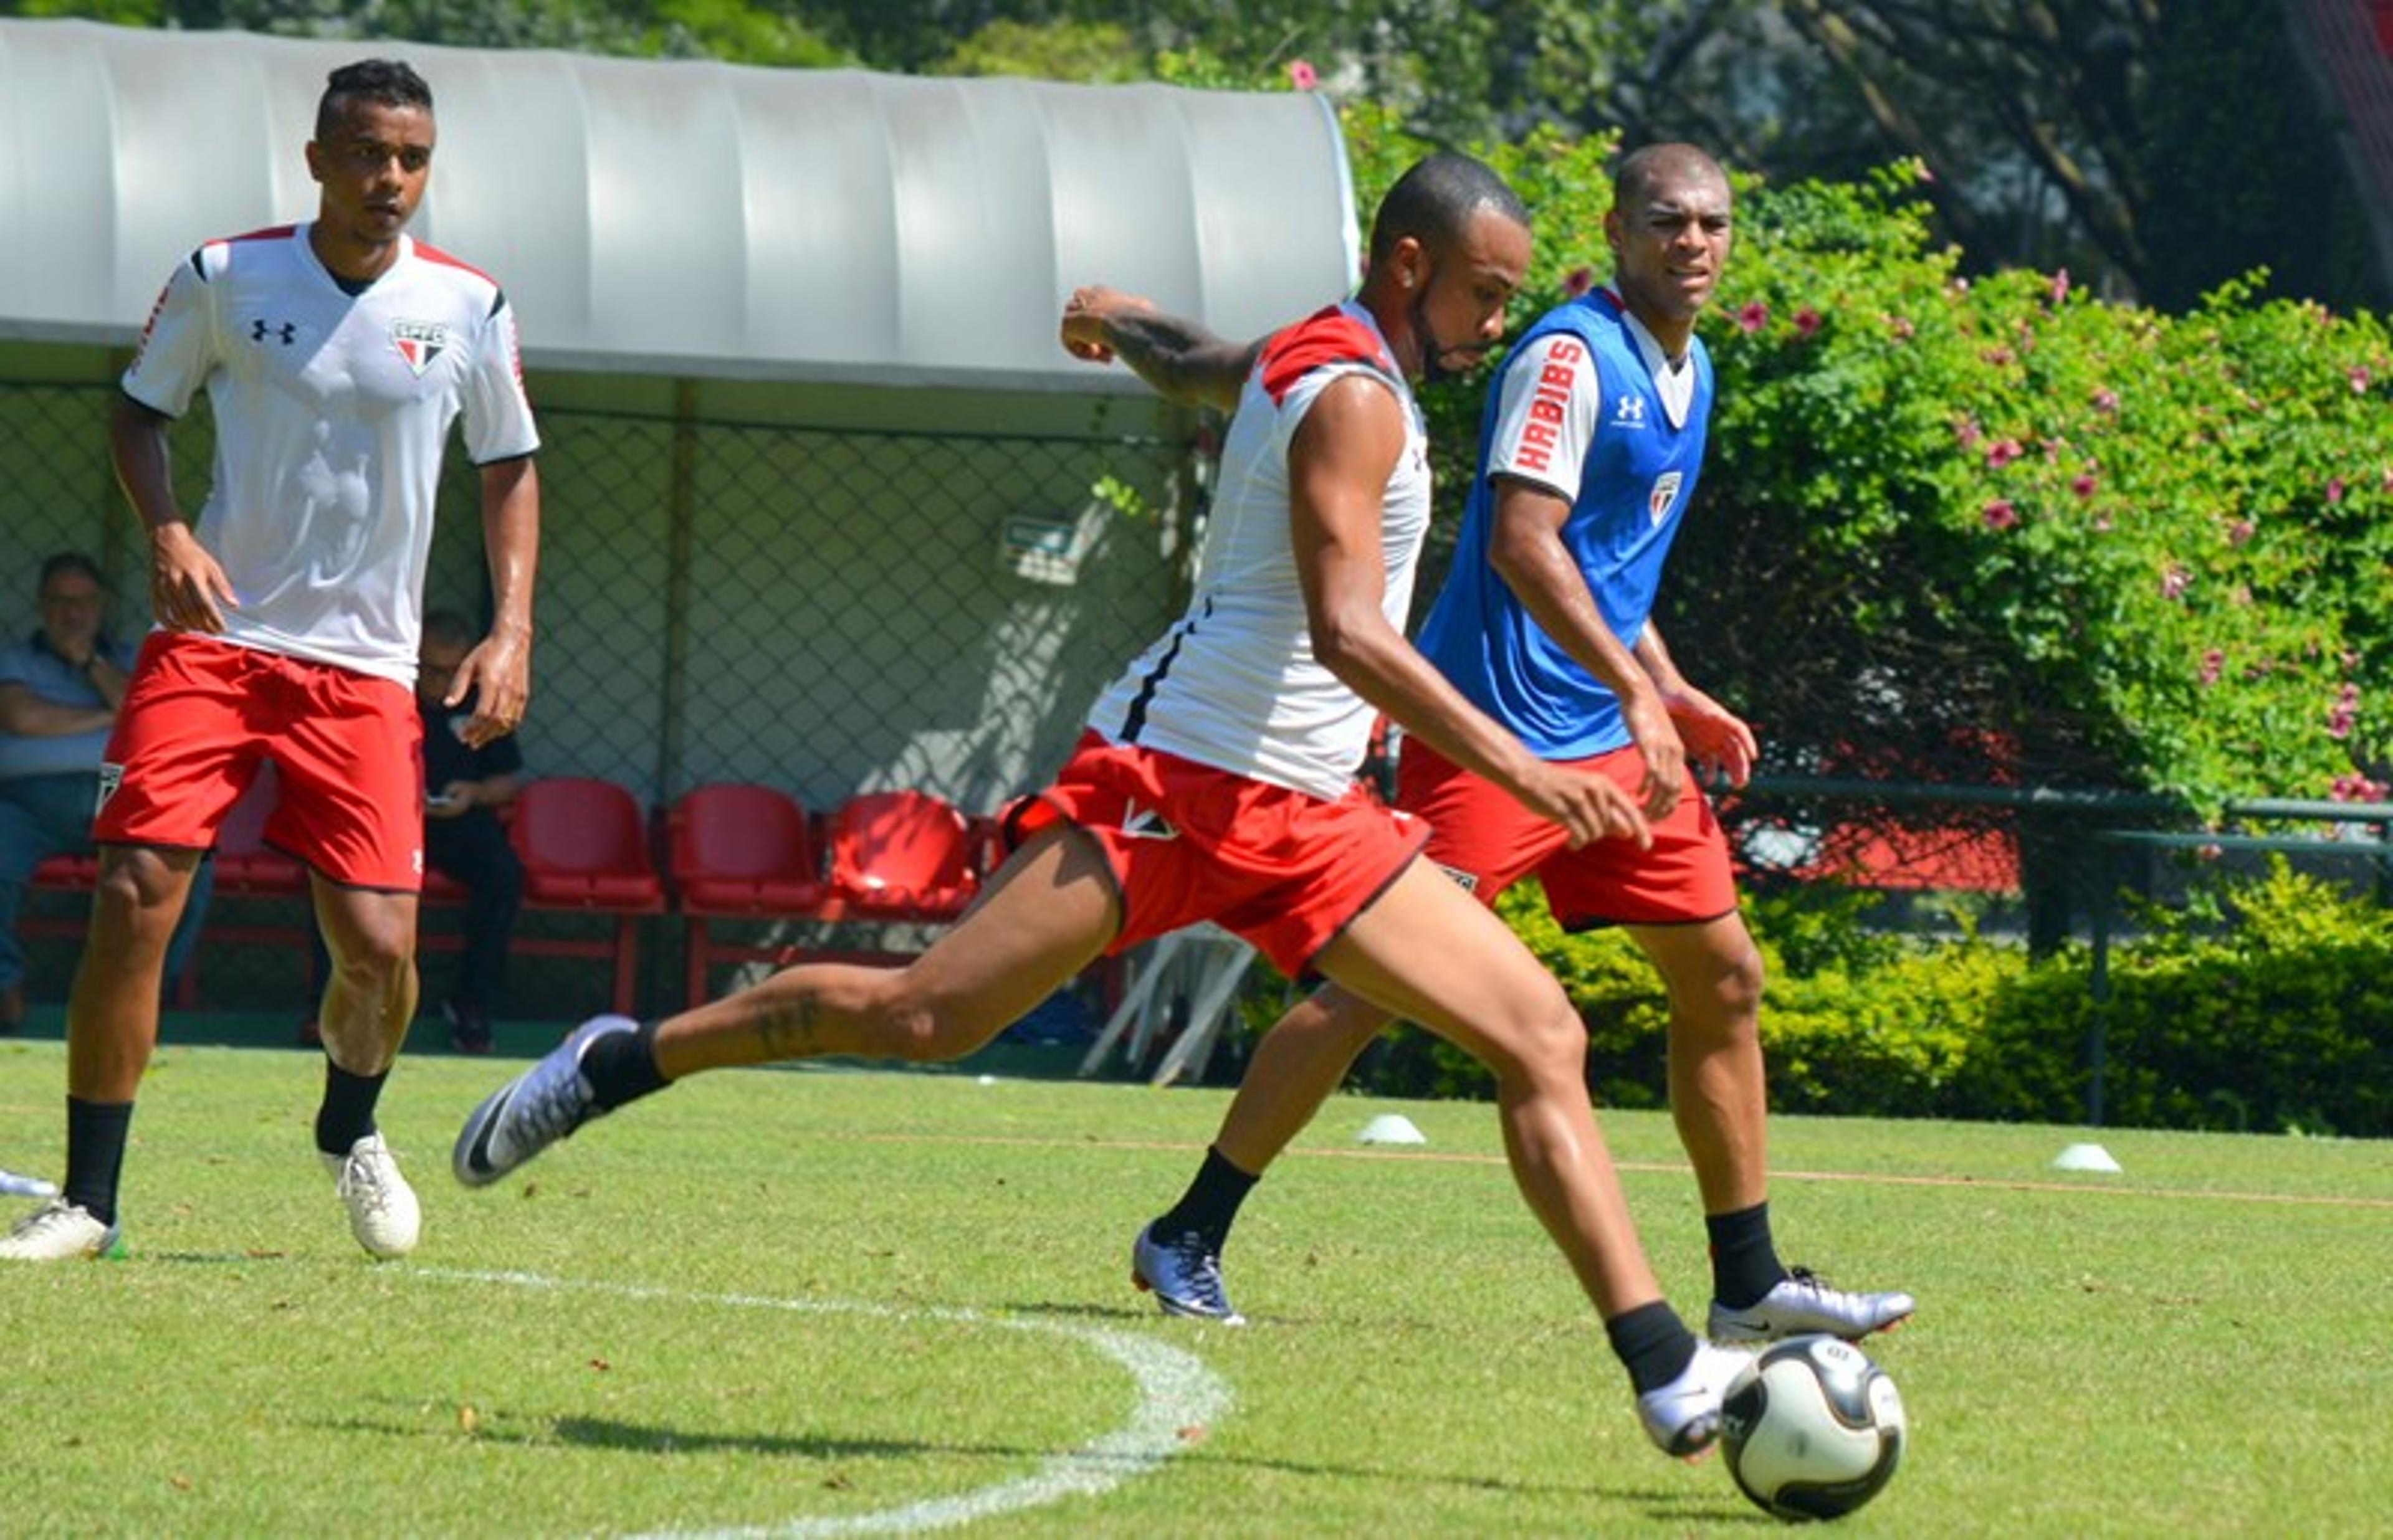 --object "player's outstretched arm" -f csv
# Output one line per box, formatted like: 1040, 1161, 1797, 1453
1288, 379, 1650, 852
1059, 285, 1259, 412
